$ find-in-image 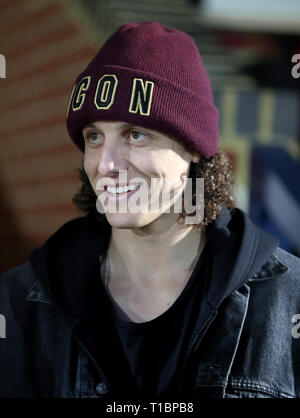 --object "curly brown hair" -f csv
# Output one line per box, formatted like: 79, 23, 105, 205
72, 149, 235, 230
